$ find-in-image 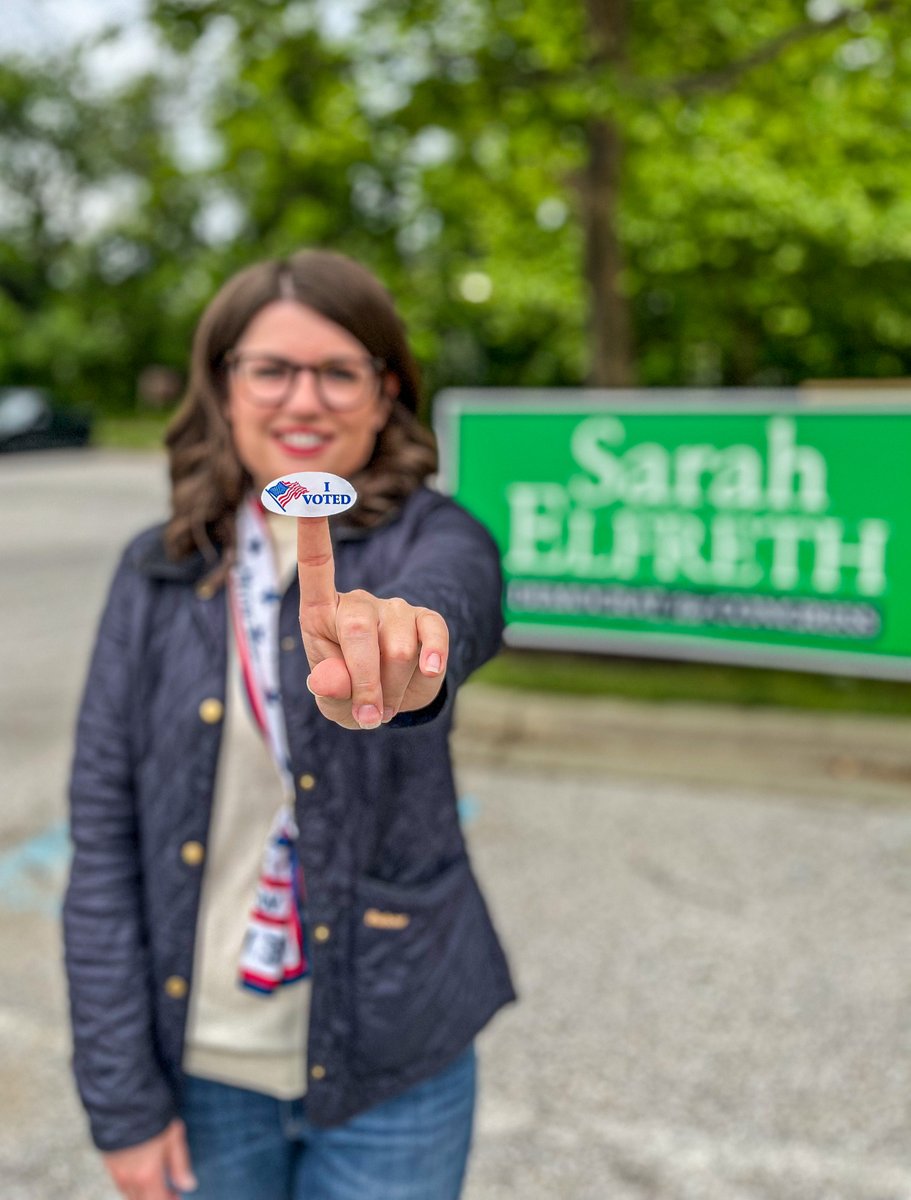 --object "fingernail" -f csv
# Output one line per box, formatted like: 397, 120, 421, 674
382, 707, 395, 723
355, 704, 381, 729
426, 652, 442, 674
